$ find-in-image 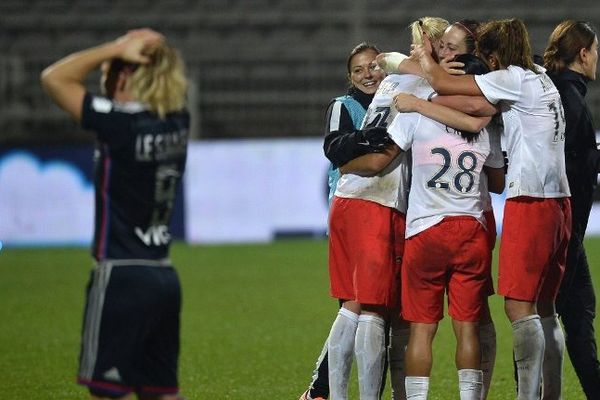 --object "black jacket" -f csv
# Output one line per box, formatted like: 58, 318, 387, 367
323, 87, 374, 167
549, 69, 600, 228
